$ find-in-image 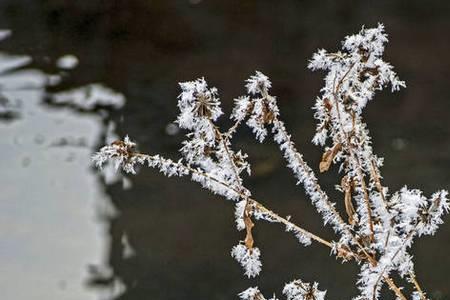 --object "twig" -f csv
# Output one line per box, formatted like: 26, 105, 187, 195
331, 65, 375, 242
